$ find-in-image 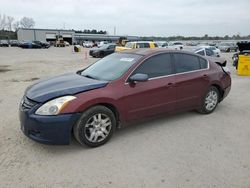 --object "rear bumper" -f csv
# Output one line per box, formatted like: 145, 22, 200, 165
19, 108, 81, 145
